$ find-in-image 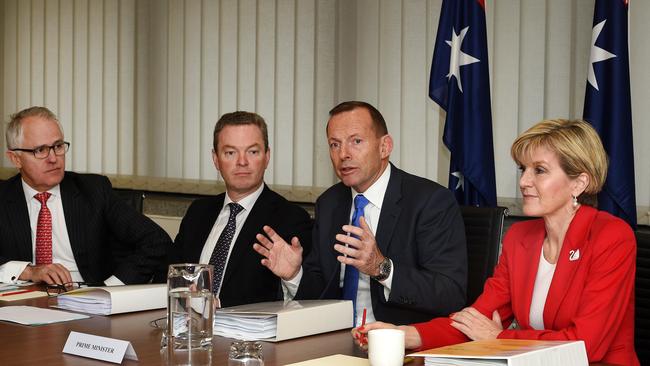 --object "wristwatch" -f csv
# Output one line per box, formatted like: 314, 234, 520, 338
371, 257, 392, 282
